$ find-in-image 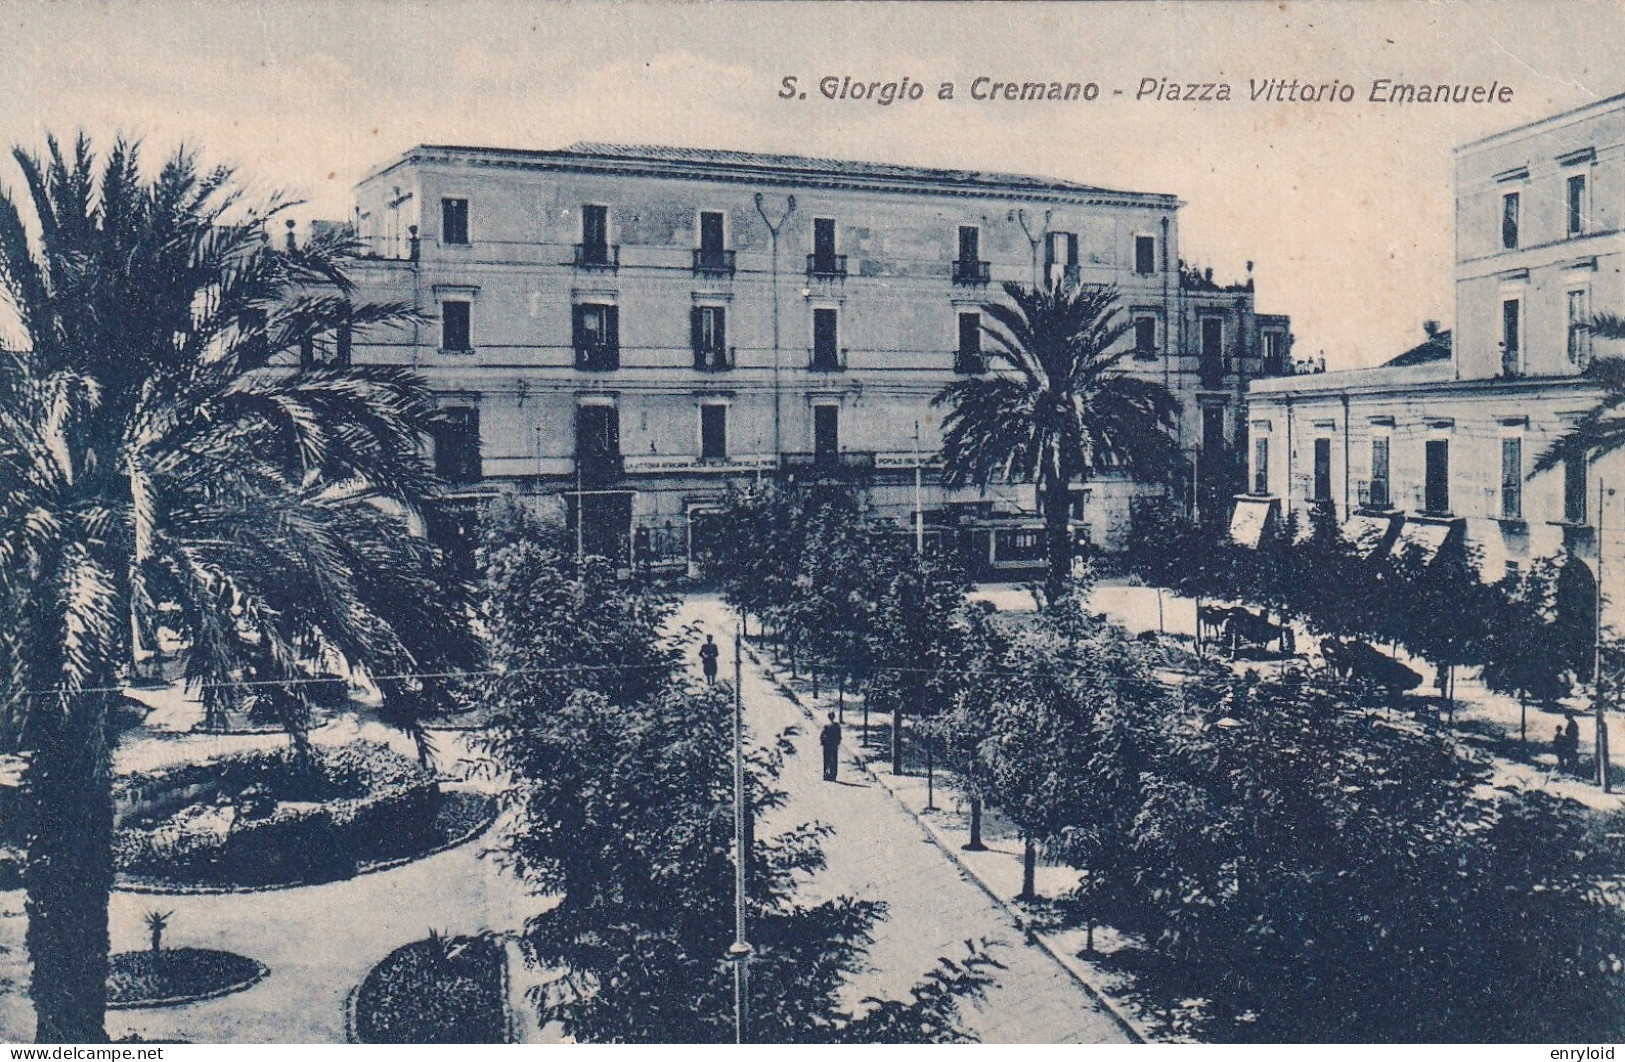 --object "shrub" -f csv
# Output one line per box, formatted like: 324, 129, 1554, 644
113, 741, 438, 887
354, 933, 506, 1044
